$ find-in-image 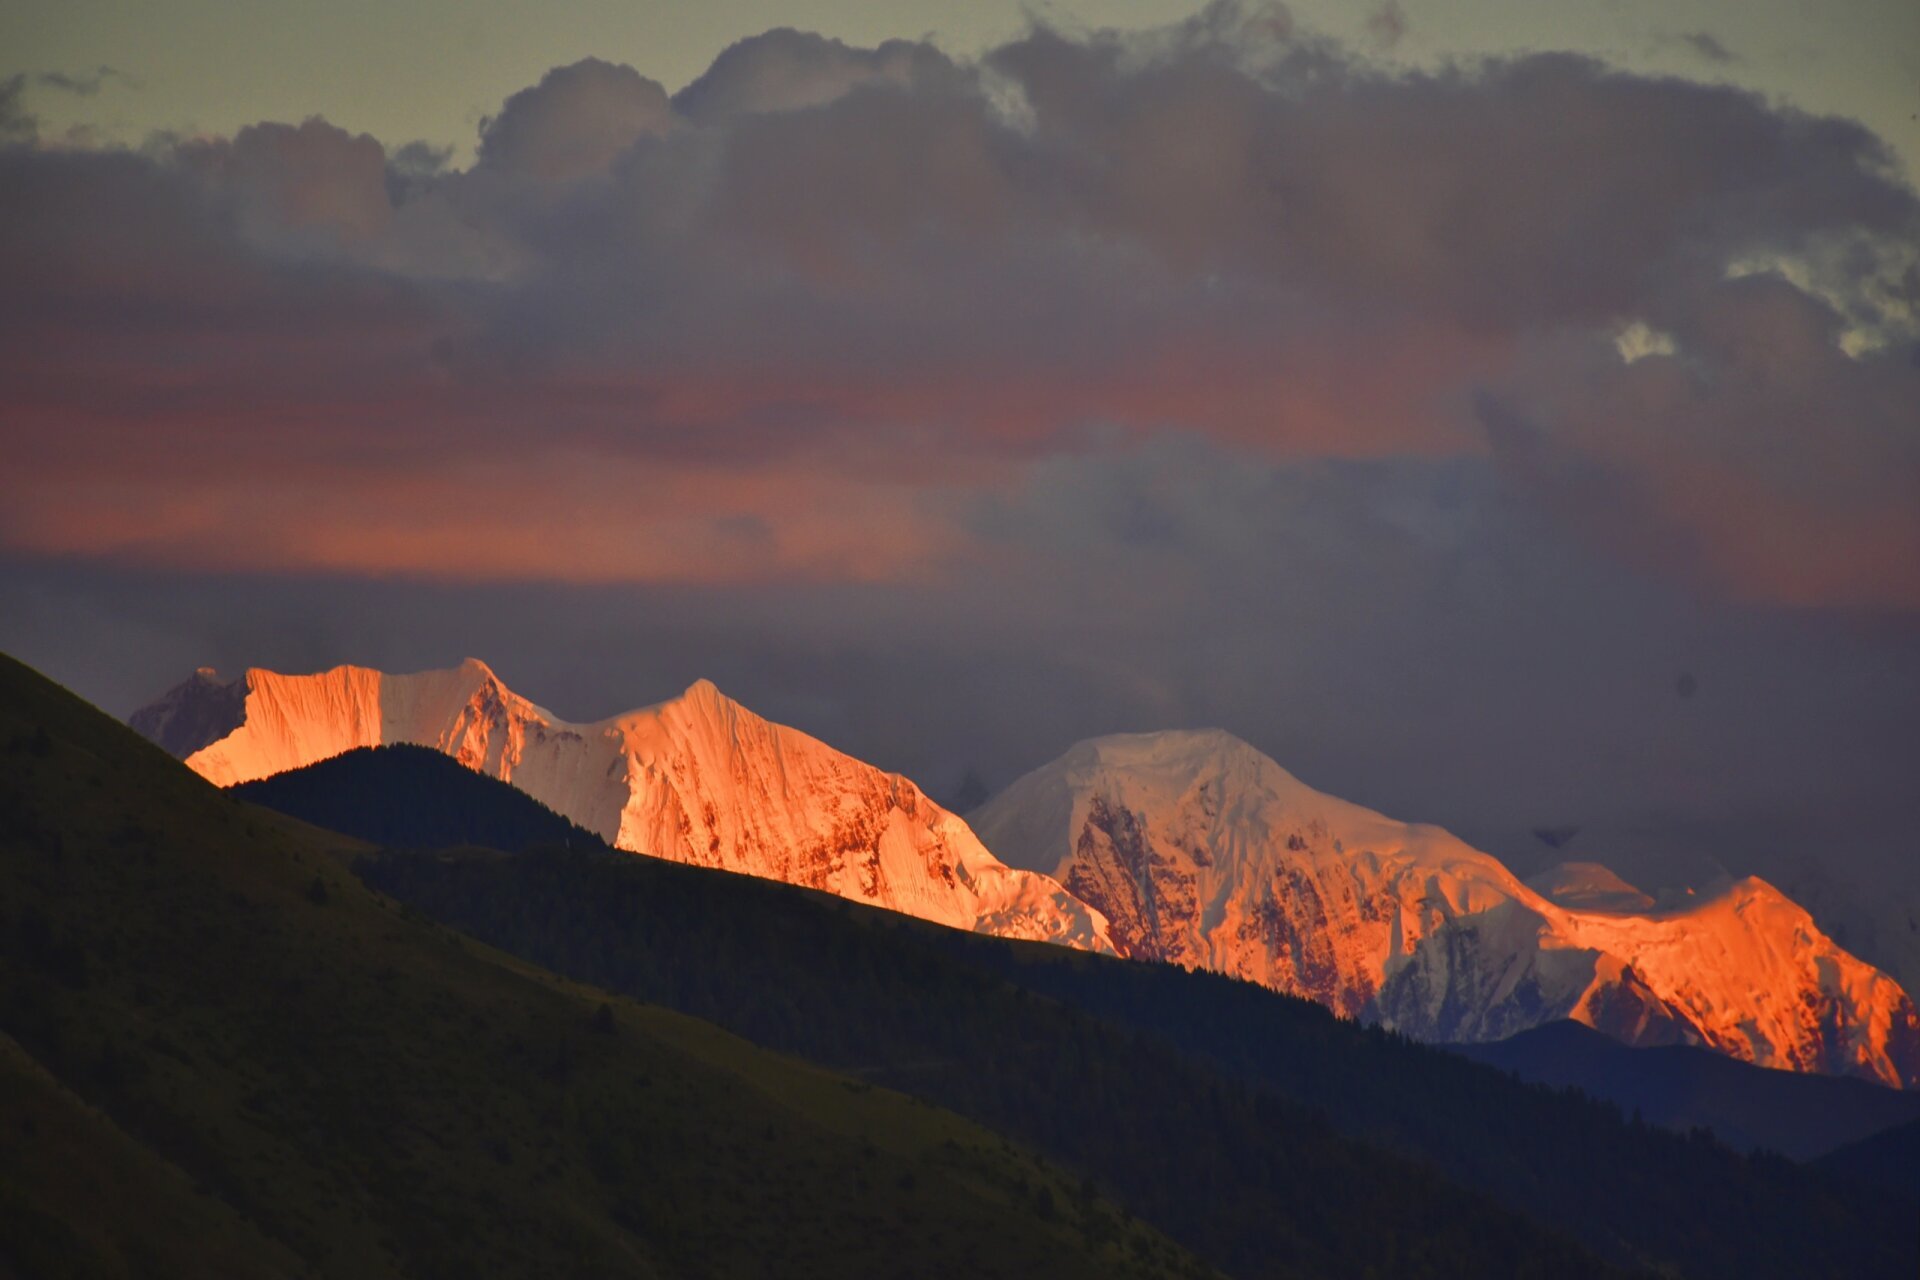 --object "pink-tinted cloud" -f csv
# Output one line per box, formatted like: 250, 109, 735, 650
1484, 273, 1920, 609
182, 118, 394, 246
